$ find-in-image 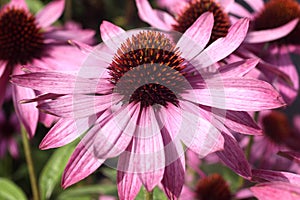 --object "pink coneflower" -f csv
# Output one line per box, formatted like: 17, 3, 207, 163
0, 110, 20, 159
12, 14, 285, 199
0, 0, 95, 137
230, 0, 300, 104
